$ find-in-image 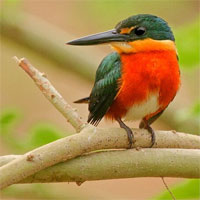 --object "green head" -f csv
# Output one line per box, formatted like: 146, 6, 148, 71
115, 14, 174, 41
67, 14, 175, 46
